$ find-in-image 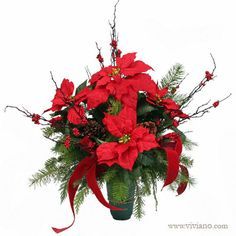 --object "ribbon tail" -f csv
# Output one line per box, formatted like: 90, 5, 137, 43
162, 148, 180, 189
86, 164, 123, 211
52, 157, 93, 233
176, 165, 189, 196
